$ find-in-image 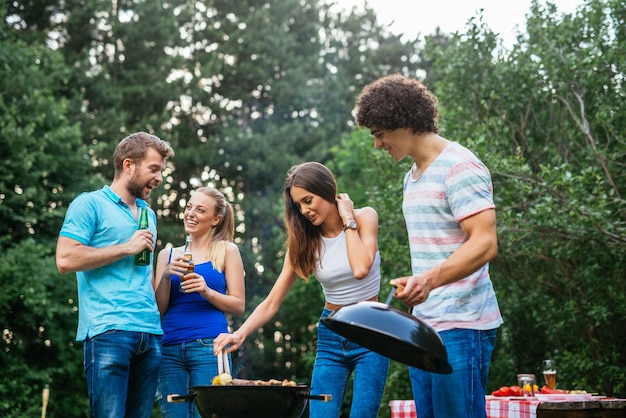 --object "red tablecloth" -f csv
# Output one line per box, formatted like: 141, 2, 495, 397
486, 397, 539, 418
389, 399, 417, 418
389, 397, 540, 418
